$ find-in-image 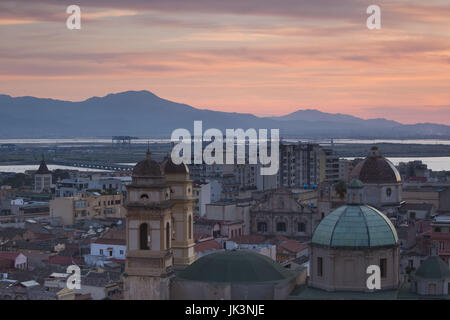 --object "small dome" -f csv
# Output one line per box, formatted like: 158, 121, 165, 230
311, 205, 398, 248
177, 250, 294, 283
348, 179, 363, 189
351, 147, 401, 184
132, 152, 162, 177
415, 256, 450, 279
162, 156, 189, 175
